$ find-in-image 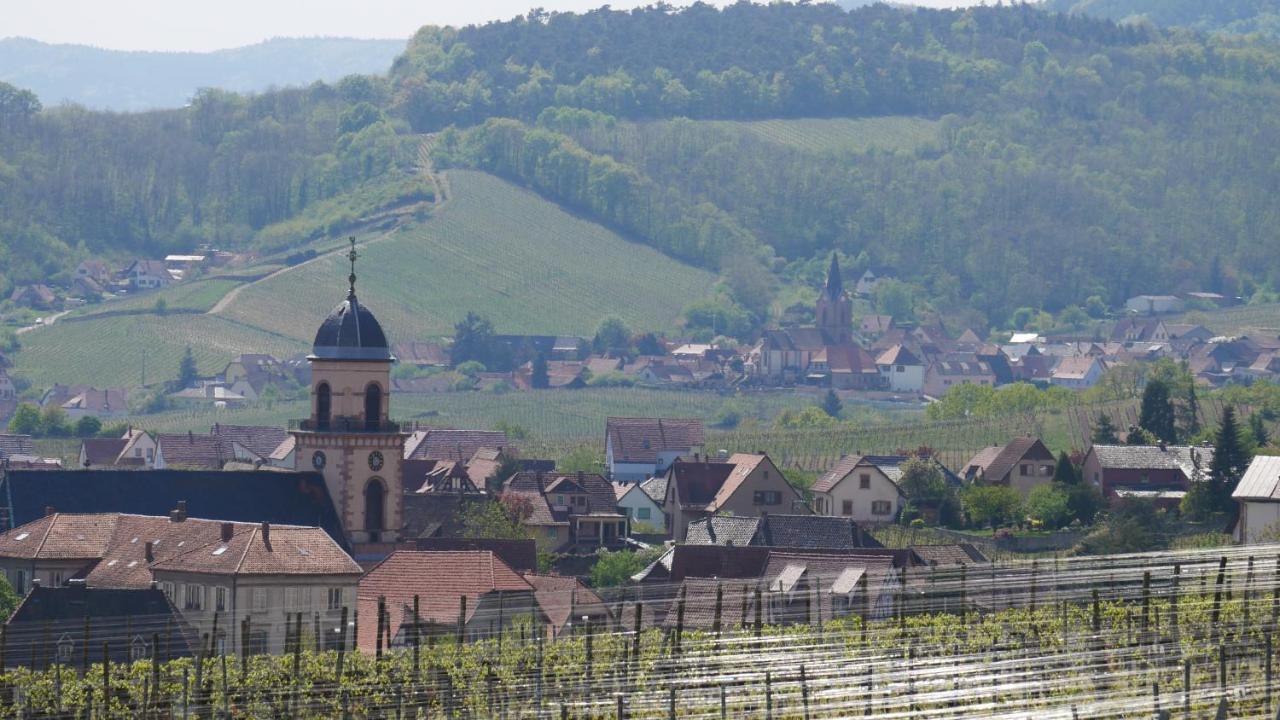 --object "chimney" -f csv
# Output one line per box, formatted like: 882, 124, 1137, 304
144, 541, 154, 562
260, 522, 271, 548
1159, 440, 1167, 451
188, 430, 194, 442
44, 506, 55, 517
220, 522, 233, 543
169, 500, 187, 523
